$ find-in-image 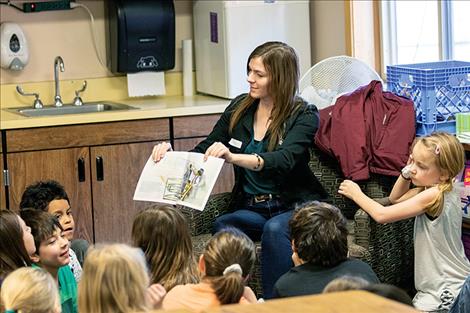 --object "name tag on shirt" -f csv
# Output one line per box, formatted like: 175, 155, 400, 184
229, 138, 242, 149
